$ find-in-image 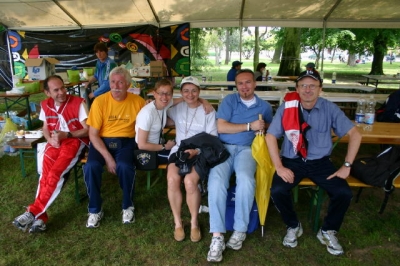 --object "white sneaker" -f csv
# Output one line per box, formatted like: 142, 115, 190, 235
207, 236, 225, 262
29, 219, 46, 233
226, 231, 246, 250
317, 229, 344, 255
13, 212, 34, 232
86, 211, 104, 228
122, 206, 135, 224
283, 223, 303, 248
